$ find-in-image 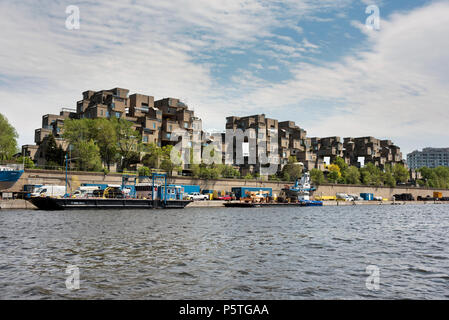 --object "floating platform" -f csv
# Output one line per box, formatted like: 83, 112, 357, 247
224, 200, 323, 208
29, 197, 192, 211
